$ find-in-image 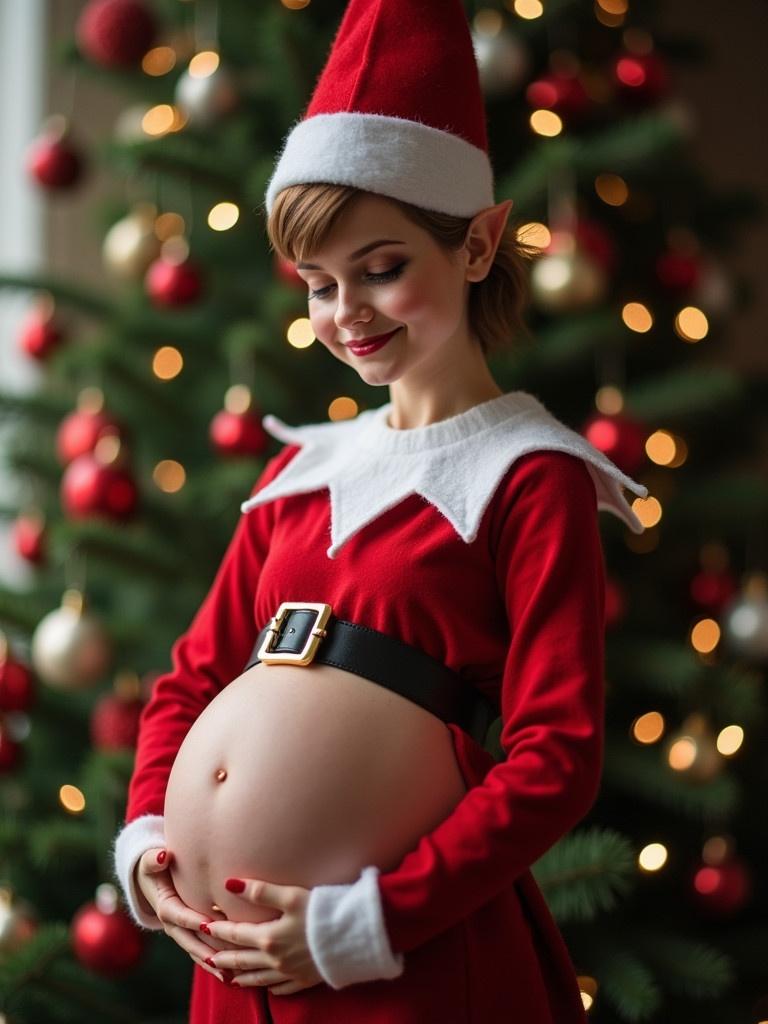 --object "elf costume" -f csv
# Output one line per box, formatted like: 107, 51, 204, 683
112, 2, 649, 1021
